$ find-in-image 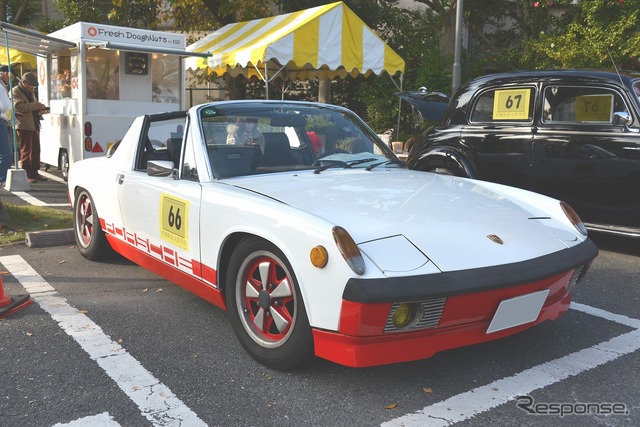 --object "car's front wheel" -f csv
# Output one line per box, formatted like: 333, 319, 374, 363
74, 189, 113, 260
226, 237, 314, 370
420, 156, 470, 178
